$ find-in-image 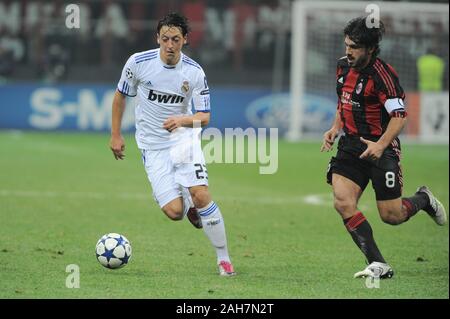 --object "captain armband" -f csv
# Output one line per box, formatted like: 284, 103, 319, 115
390, 109, 407, 118
385, 98, 406, 118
